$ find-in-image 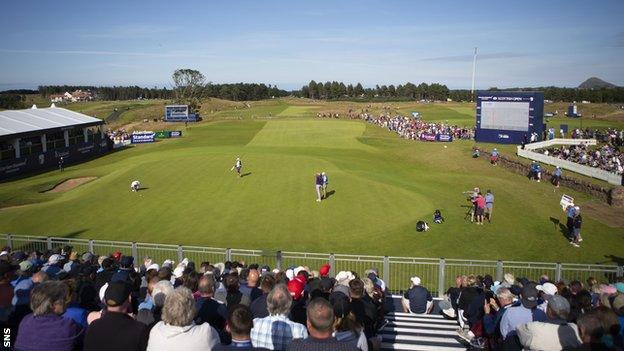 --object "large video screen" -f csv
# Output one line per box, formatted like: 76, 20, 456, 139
480, 101, 529, 131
